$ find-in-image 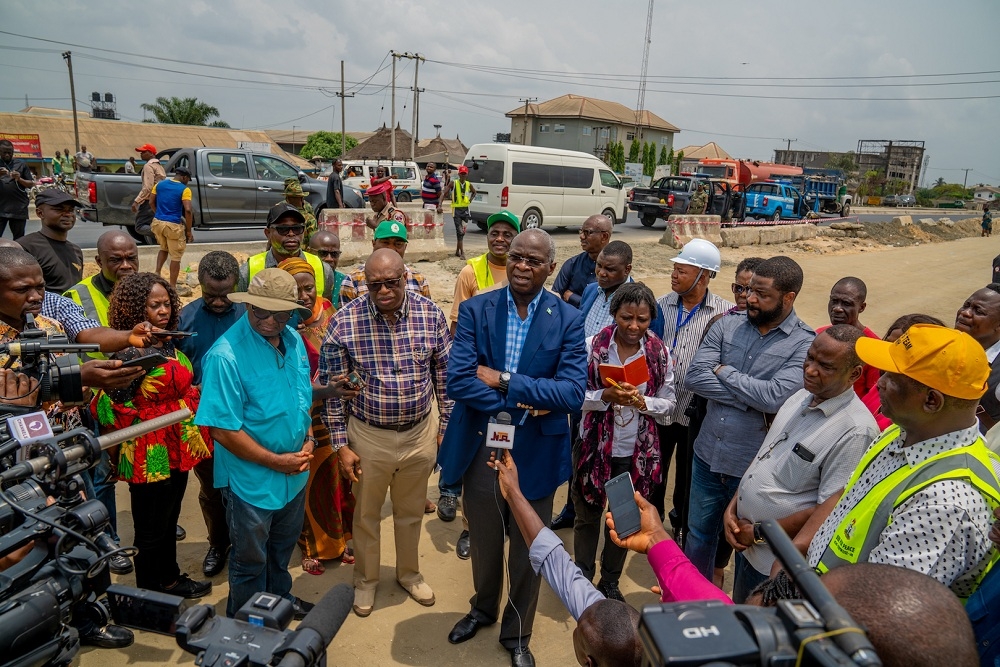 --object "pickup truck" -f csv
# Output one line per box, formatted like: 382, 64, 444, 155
77, 147, 362, 242
742, 181, 812, 221
628, 175, 713, 227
